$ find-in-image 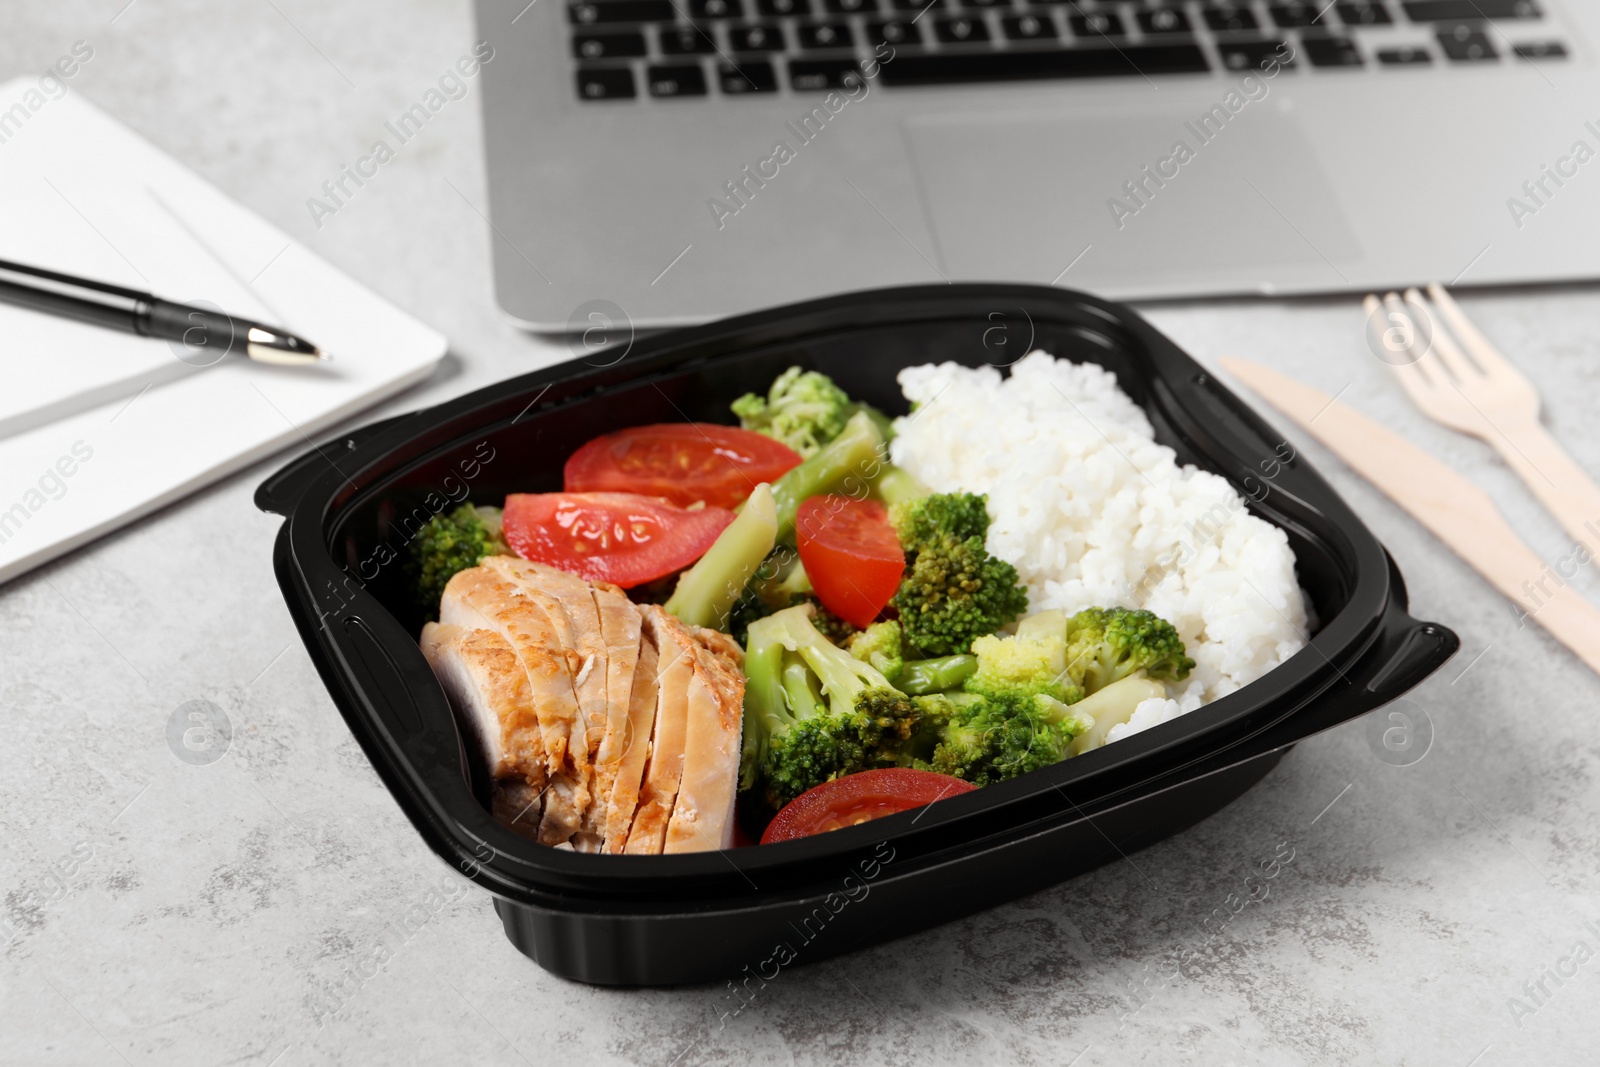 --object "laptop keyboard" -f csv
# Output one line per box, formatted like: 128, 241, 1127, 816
568, 0, 1569, 99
